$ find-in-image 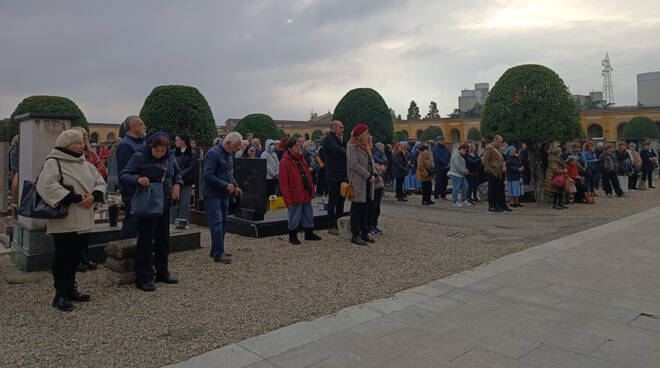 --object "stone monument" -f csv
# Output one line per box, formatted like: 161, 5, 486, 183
11, 113, 74, 271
